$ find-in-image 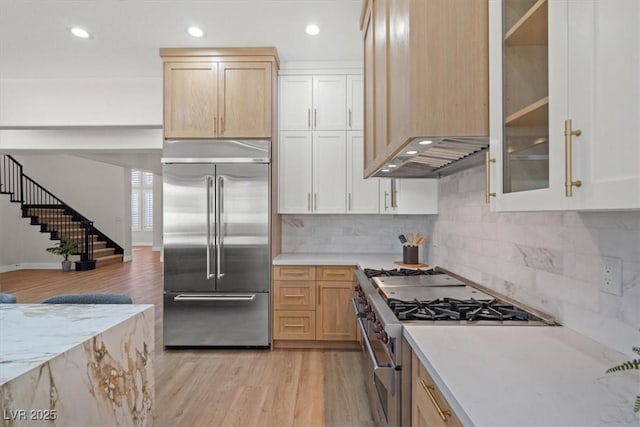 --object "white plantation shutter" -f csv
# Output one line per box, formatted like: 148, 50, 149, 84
143, 190, 153, 231
131, 170, 142, 186
131, 170, 153, 232
131, 190, 141, 231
